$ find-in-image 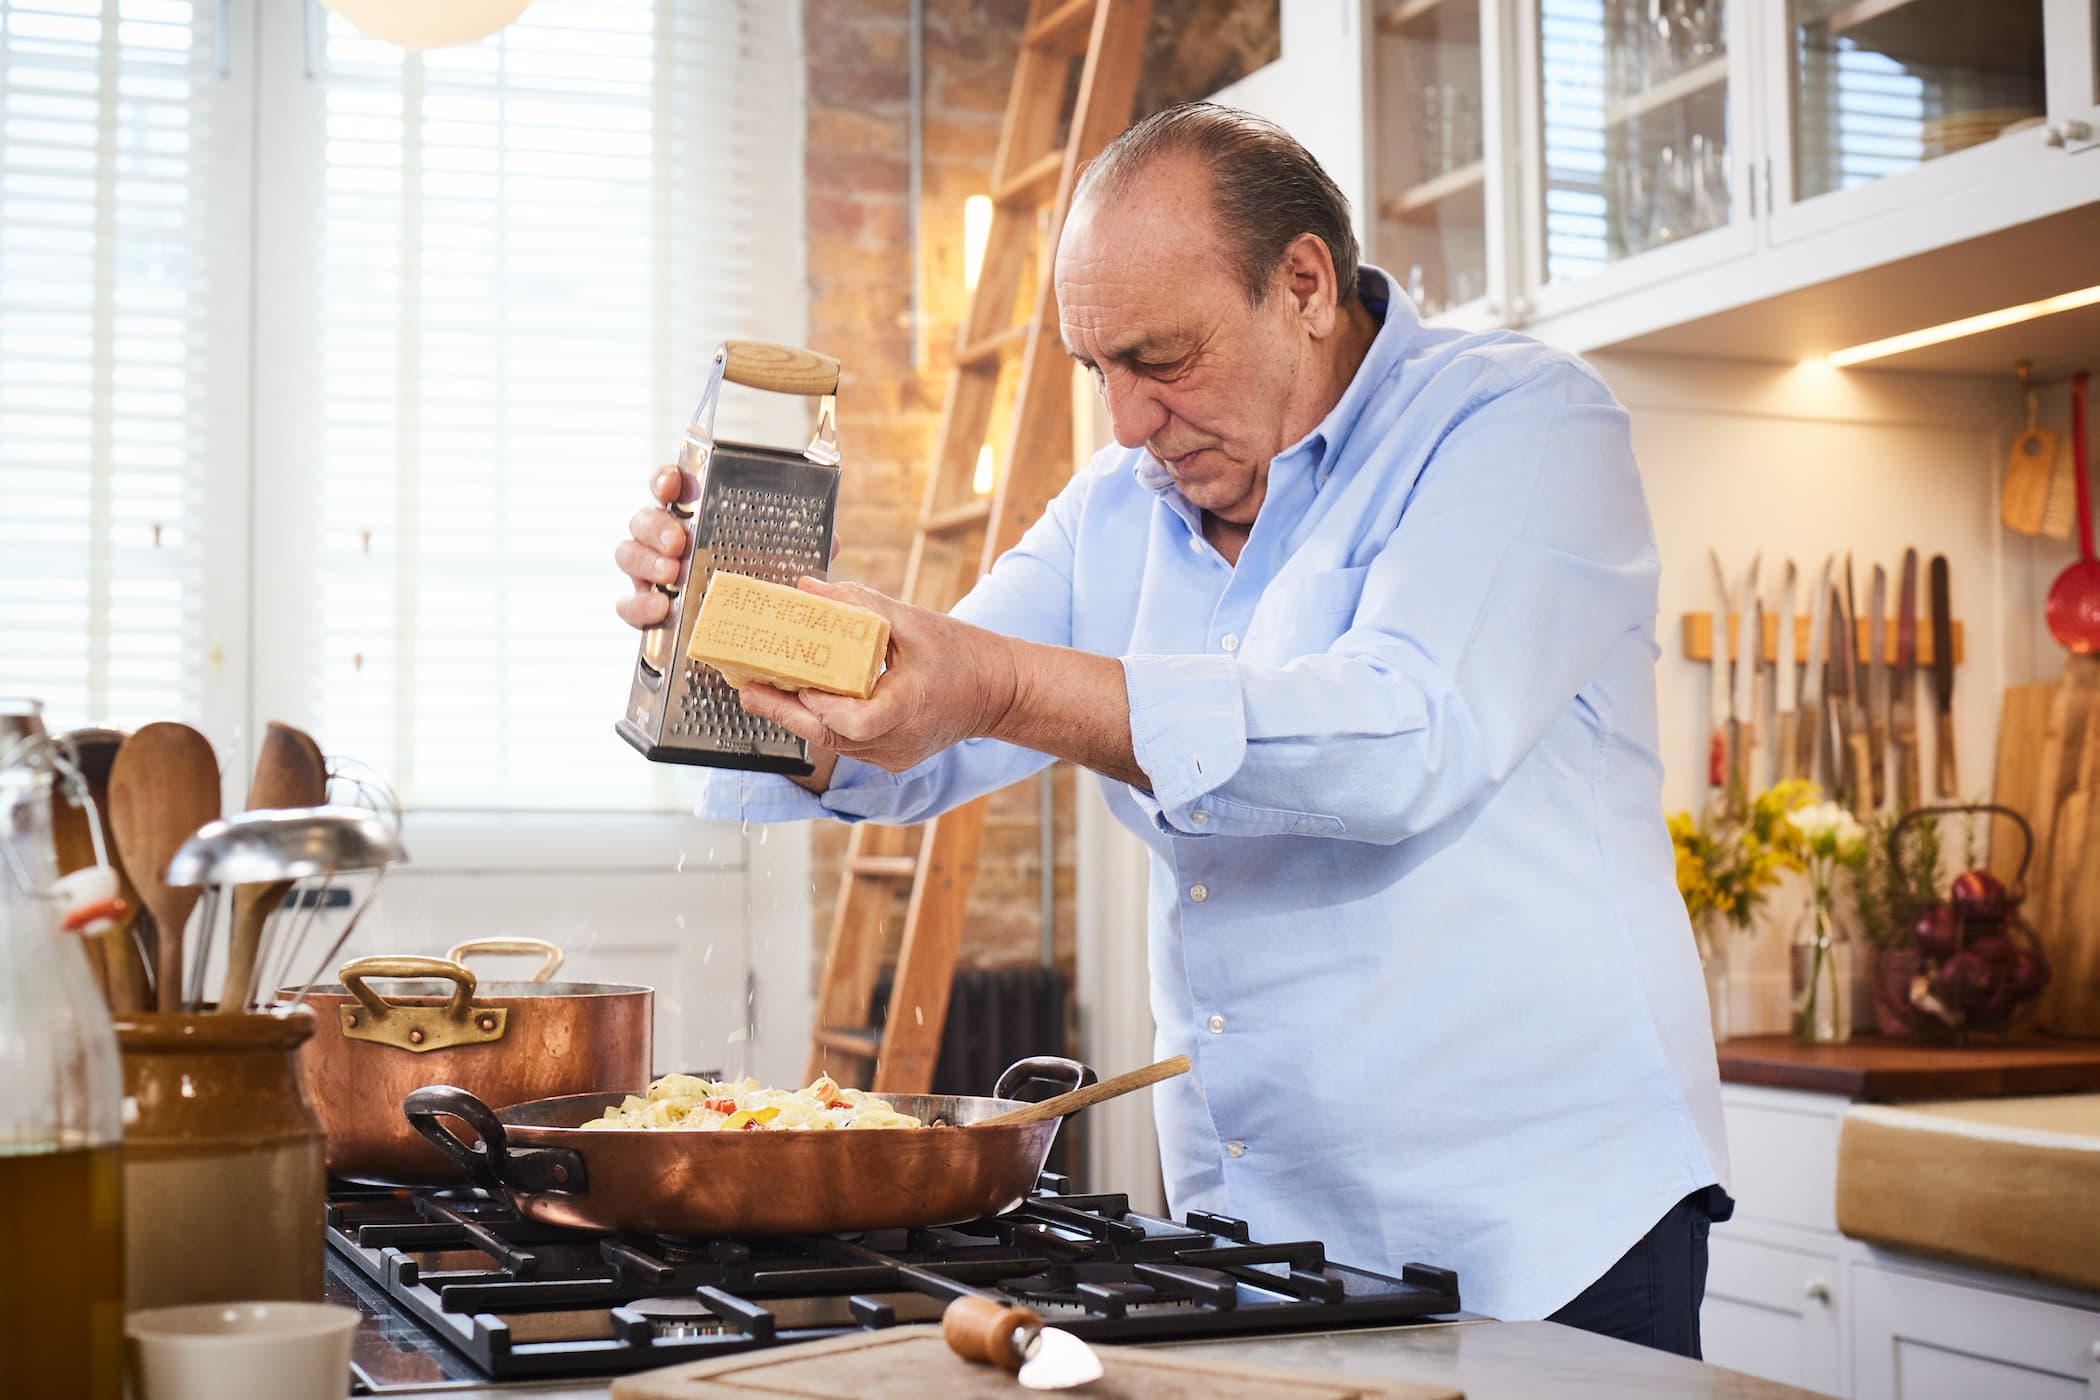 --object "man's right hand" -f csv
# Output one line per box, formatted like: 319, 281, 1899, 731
614, 466, 689, 630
